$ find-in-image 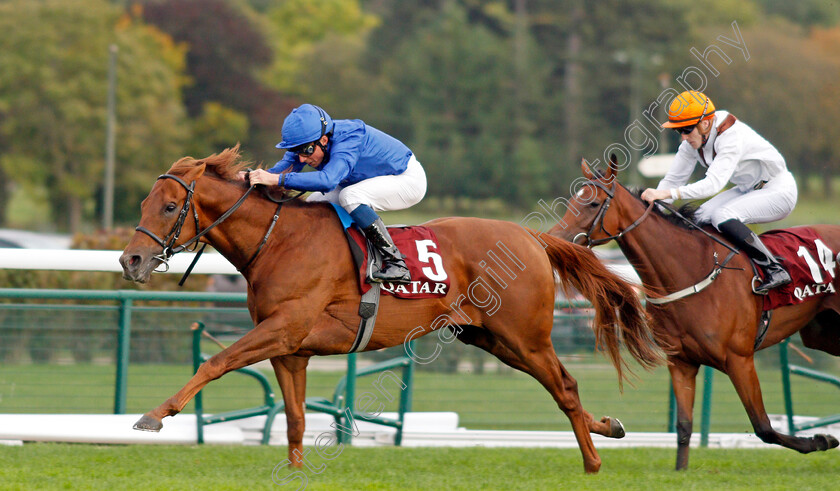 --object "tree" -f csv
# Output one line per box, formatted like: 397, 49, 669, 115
381, 1, 553, 207
264, 0, 379, 97
753, 0, 840, 27
140, 0, 293, 164
0, 0, 189, 231
260, 0, 383, 141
